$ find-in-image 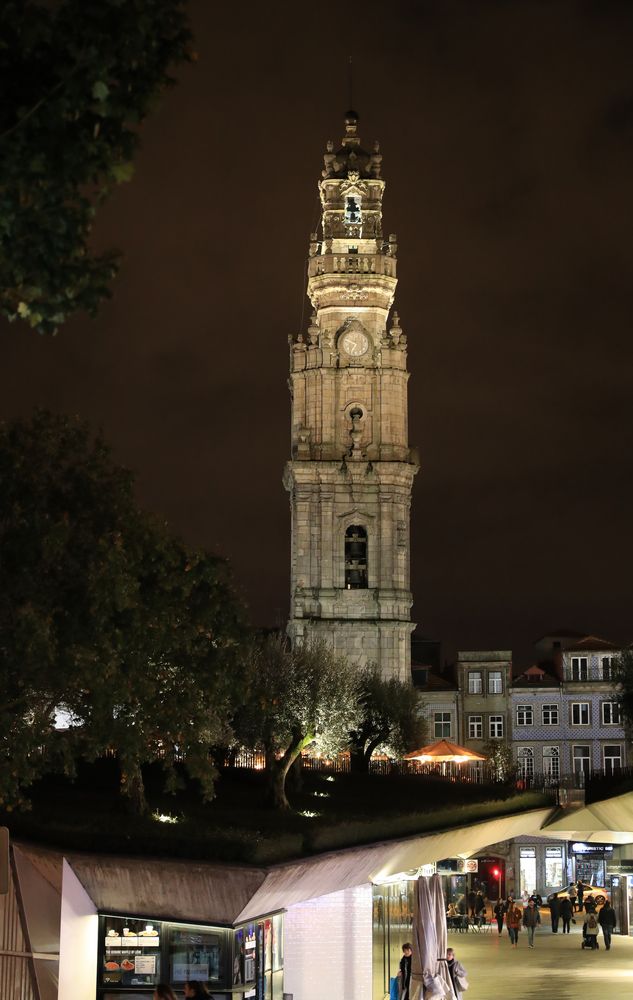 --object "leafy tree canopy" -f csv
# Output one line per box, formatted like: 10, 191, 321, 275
348, 665, 424, 773
0, 410, 244, 812
233, 635, 361, 810
0, 0, 191, 334
612, 649, 633, 724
